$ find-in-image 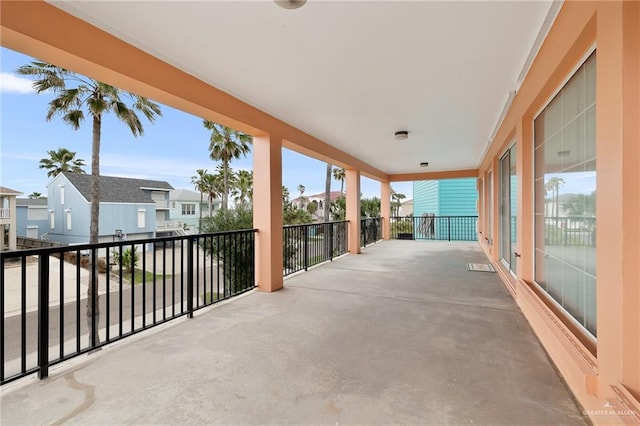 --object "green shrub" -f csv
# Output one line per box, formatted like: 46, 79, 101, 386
111, 247, 139, 273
